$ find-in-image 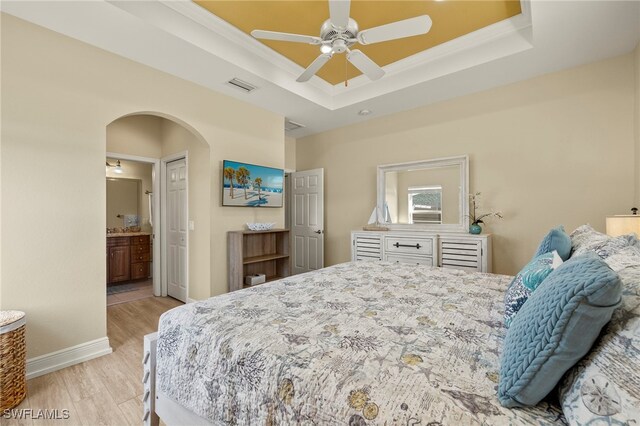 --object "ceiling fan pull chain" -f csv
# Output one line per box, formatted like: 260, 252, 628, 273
345, 53, 348, 87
